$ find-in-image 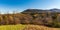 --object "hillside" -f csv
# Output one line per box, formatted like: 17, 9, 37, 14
21, 8, 60, 14
0, 9, 60, 28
